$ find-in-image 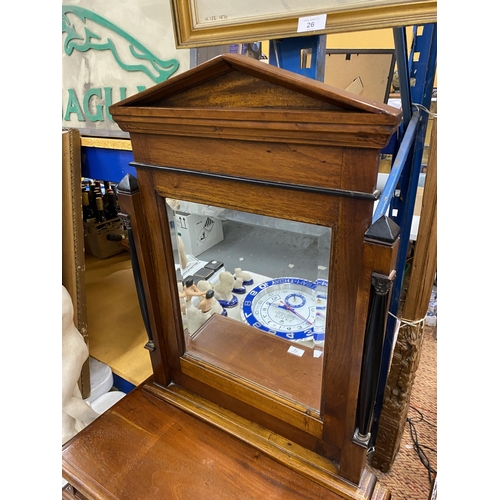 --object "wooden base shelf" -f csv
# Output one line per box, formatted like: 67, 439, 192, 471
62, 378, 390, 500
